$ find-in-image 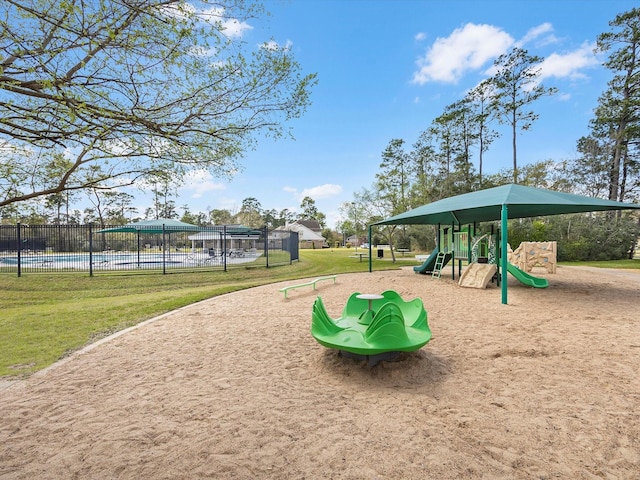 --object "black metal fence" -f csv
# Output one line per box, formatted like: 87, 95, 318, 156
0, 224, 299, 276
